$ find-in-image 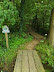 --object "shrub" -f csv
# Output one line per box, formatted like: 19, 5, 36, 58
0, 1, 20, 28
36, 41, 54, 69
0, 32, 33, 71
